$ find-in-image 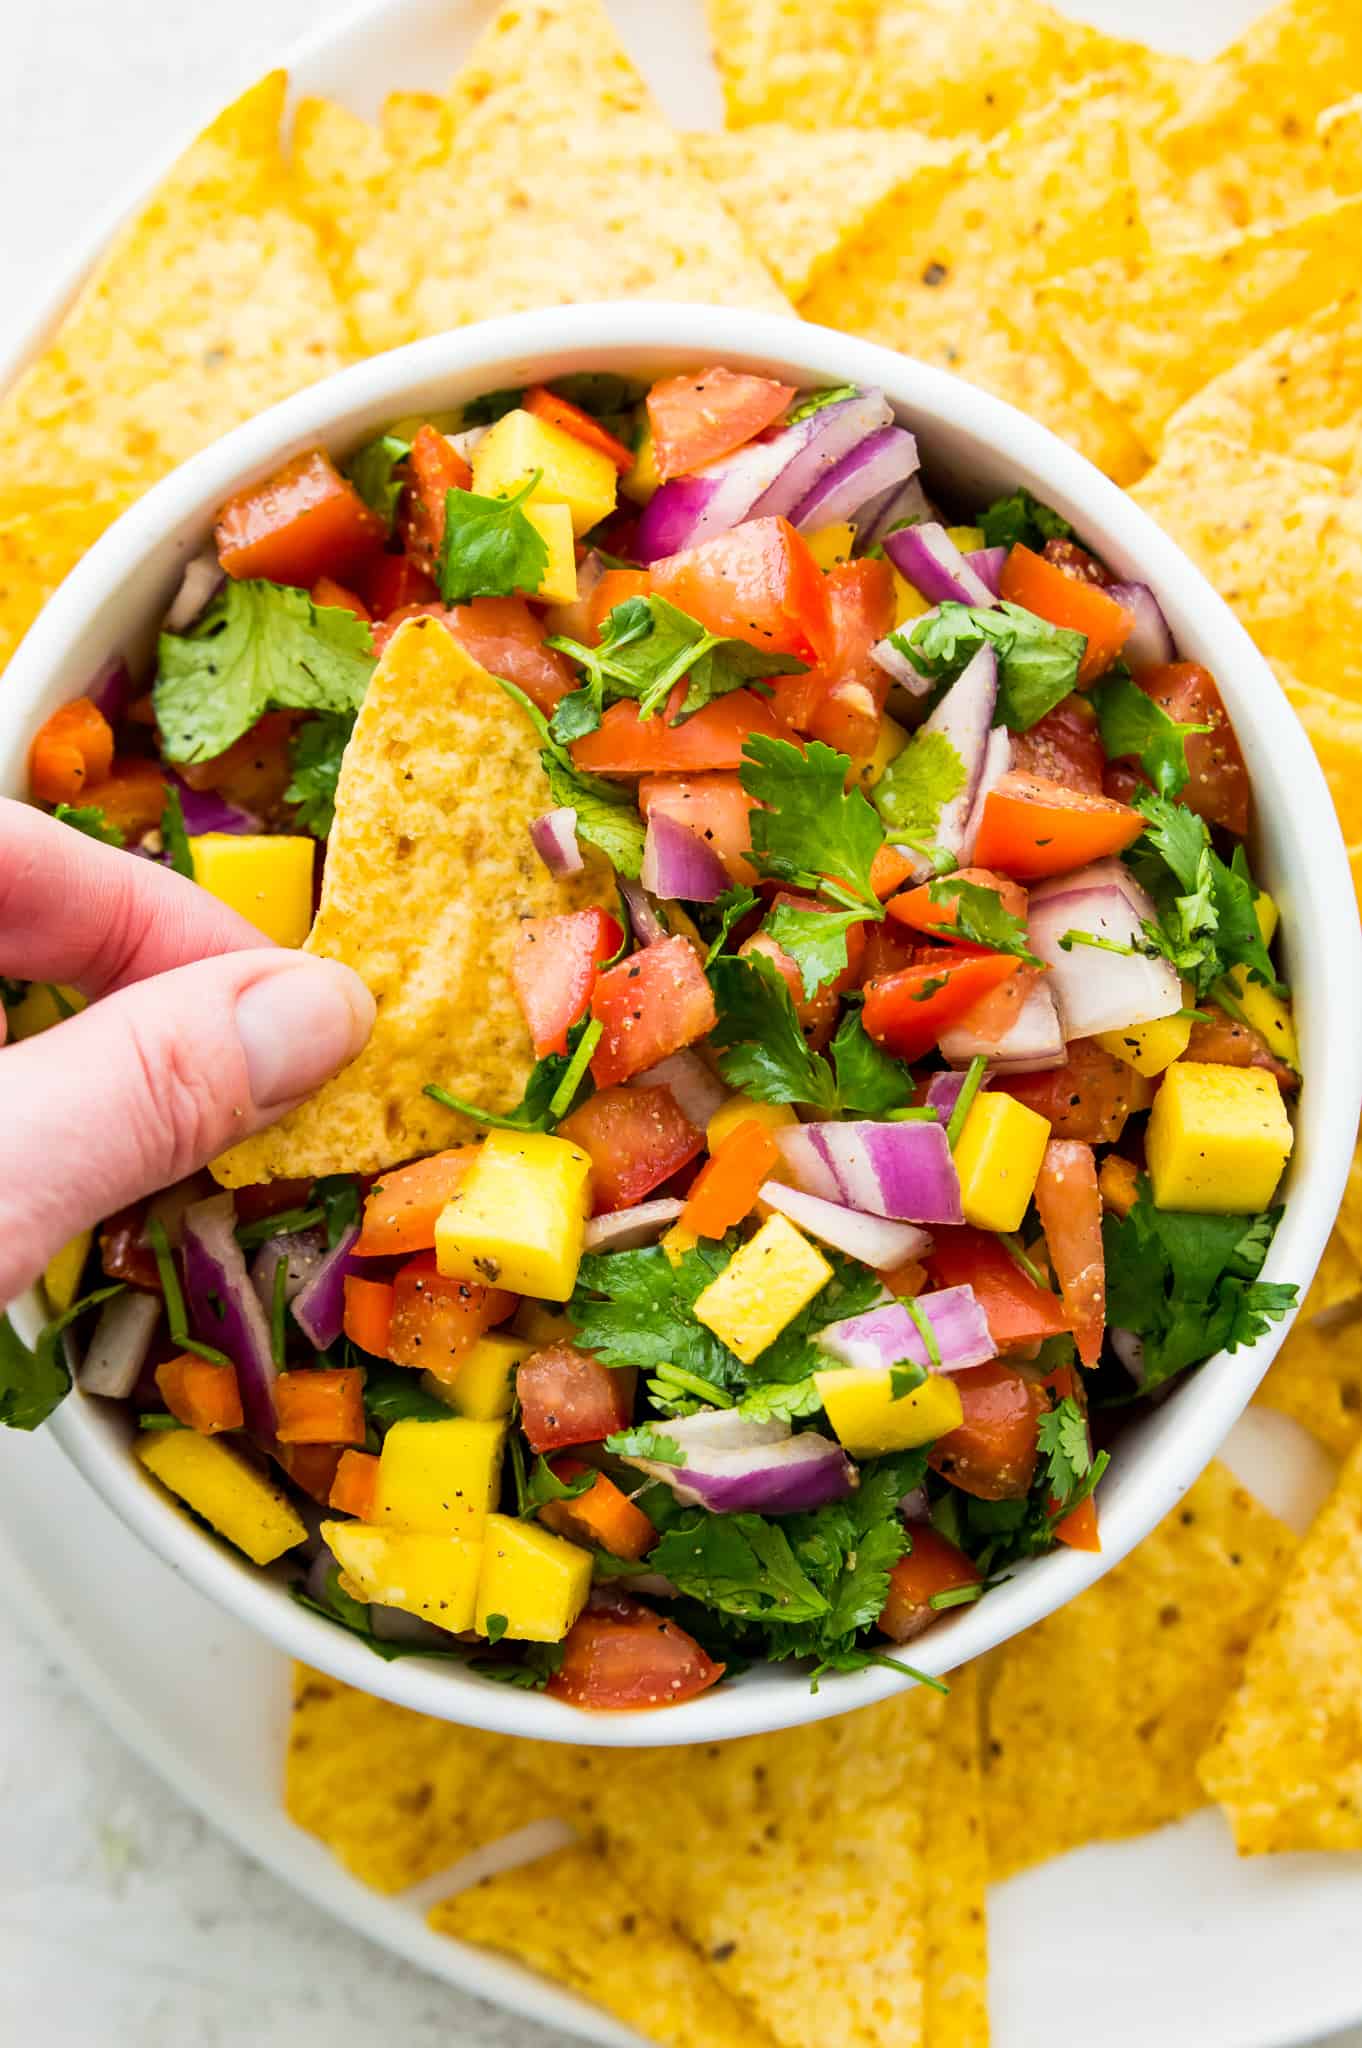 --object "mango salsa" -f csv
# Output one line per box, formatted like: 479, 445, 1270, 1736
1146, 1061, 1293, 1213
429, 1333, 531, 1422
804, 522, 856, 570
523, 502, 578, 606
815, 1365, 964, 1457
435, 1129, 592, 1298
692, 1214, 832, 1364
137, 1431, 306, 1566
190, 833, 315, 947
471, 407, 617, 536
373, 1416, 505, 1537
706, 1094, 798, 1150
953, 1092, 1051, 1233
475, 1512, 592, 1642
1096, 1011, 1193, 1078
324, 1520, 481, 1631
43, 1229, 92, 1313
